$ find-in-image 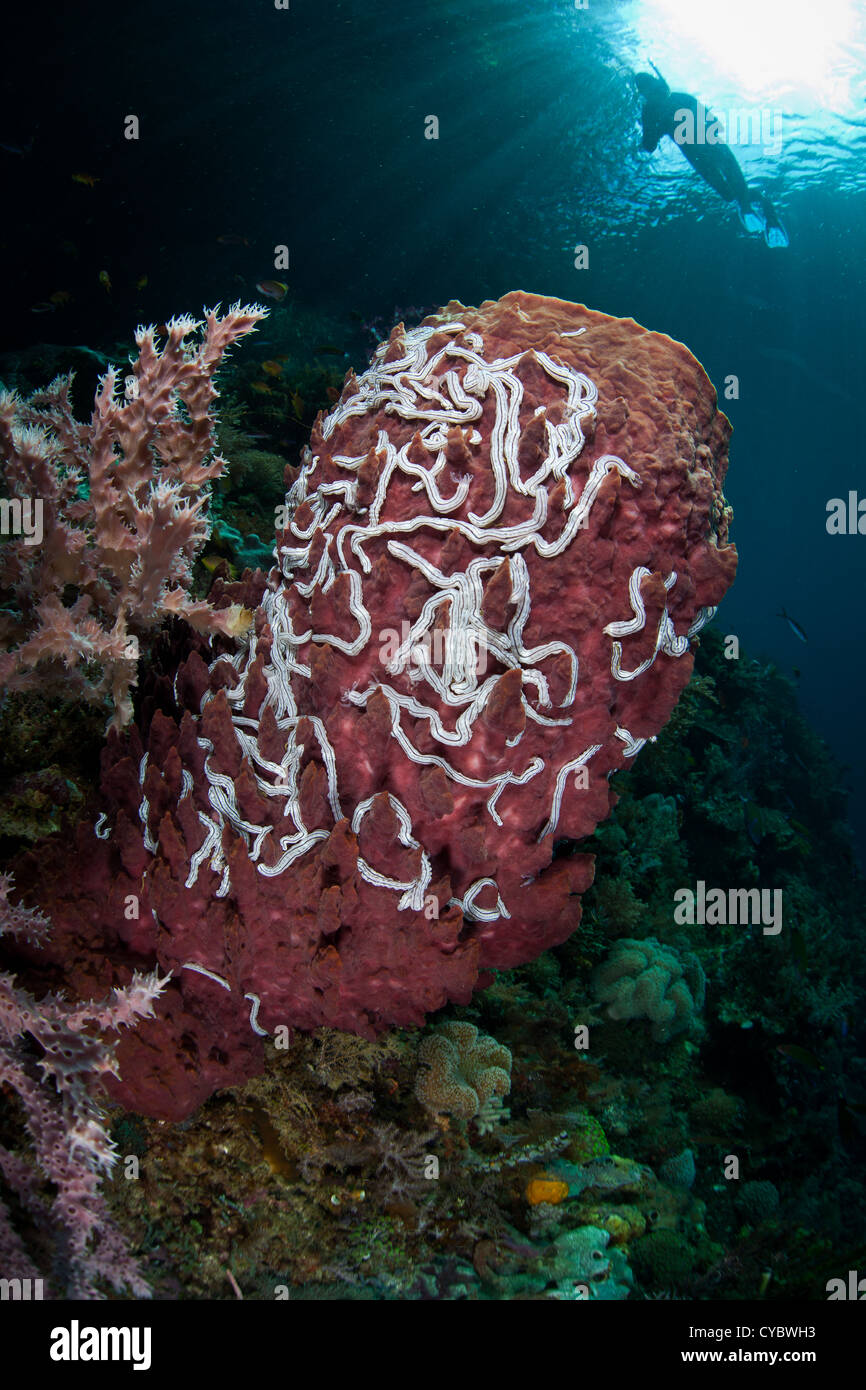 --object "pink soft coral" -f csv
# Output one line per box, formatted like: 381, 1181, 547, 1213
0, 304, 265, 727
0, 873, 168, 1297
